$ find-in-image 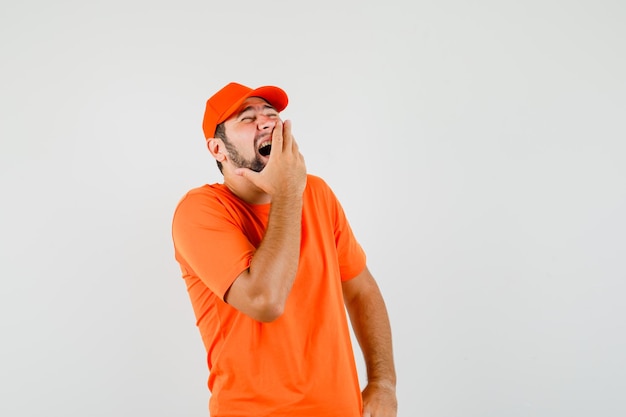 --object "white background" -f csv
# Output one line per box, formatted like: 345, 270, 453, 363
1, 1, 625, 416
